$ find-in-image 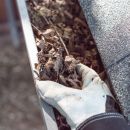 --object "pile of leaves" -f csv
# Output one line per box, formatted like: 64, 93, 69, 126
27, 0, 106, 129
